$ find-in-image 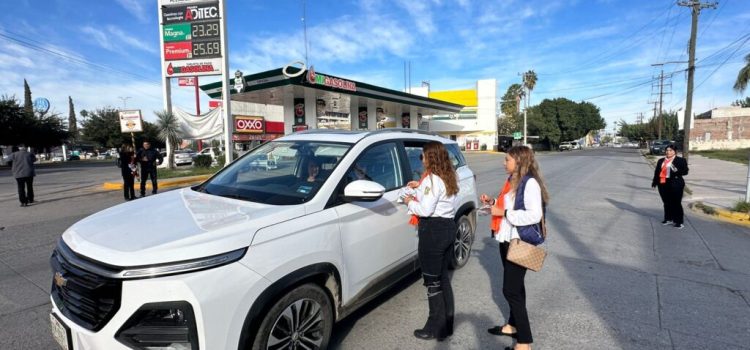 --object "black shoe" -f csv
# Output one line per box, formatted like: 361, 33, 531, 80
674, 223, 685, 229
413, 329, 446, 342
661, 220, 673, 225
28, 200, 34, 204
20, 203, 27, 207
488, 325, 517, 338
